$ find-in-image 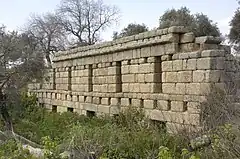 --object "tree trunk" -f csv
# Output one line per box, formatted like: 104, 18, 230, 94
45, 53, 52, 68
0, 90, 13, 132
